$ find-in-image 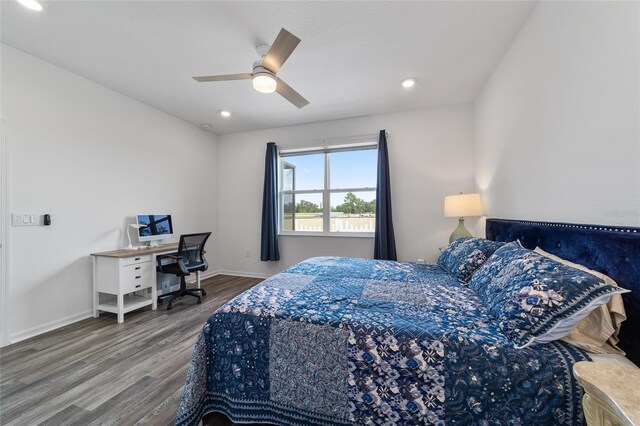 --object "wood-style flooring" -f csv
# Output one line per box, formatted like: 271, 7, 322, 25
0, 275, 263, 426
